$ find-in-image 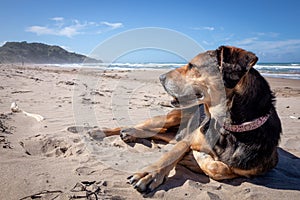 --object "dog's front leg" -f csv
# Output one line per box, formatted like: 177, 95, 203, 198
128, 140, 190, 193
86, 109, 183, 142
120, 109, 183, 143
